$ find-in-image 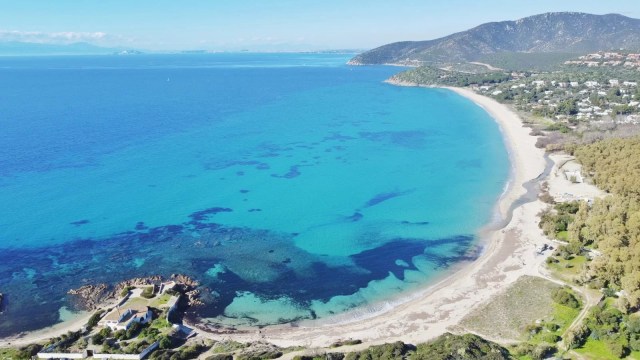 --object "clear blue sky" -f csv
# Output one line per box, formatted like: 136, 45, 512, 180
0, 0, 638, 51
